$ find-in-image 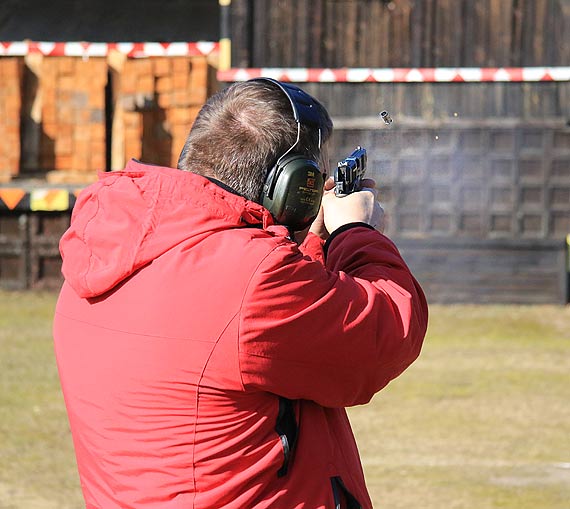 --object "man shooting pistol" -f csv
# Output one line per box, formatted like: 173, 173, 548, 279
53, 79, 427, 509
